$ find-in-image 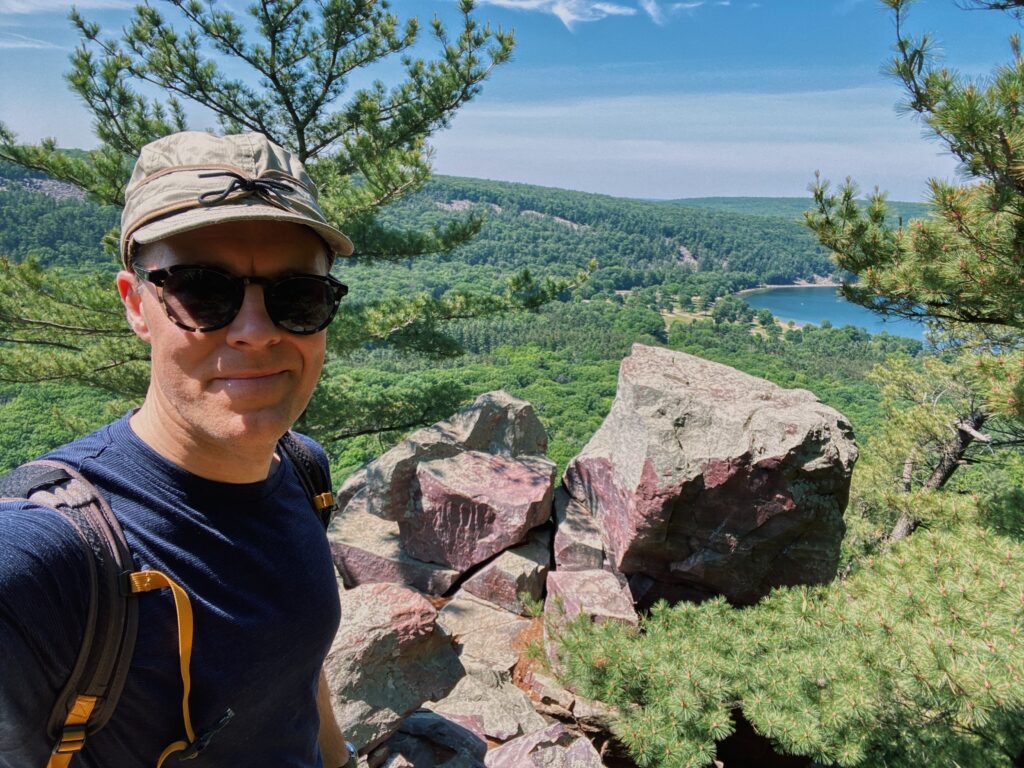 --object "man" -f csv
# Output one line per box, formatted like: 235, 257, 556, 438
0, 132, 356, 767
